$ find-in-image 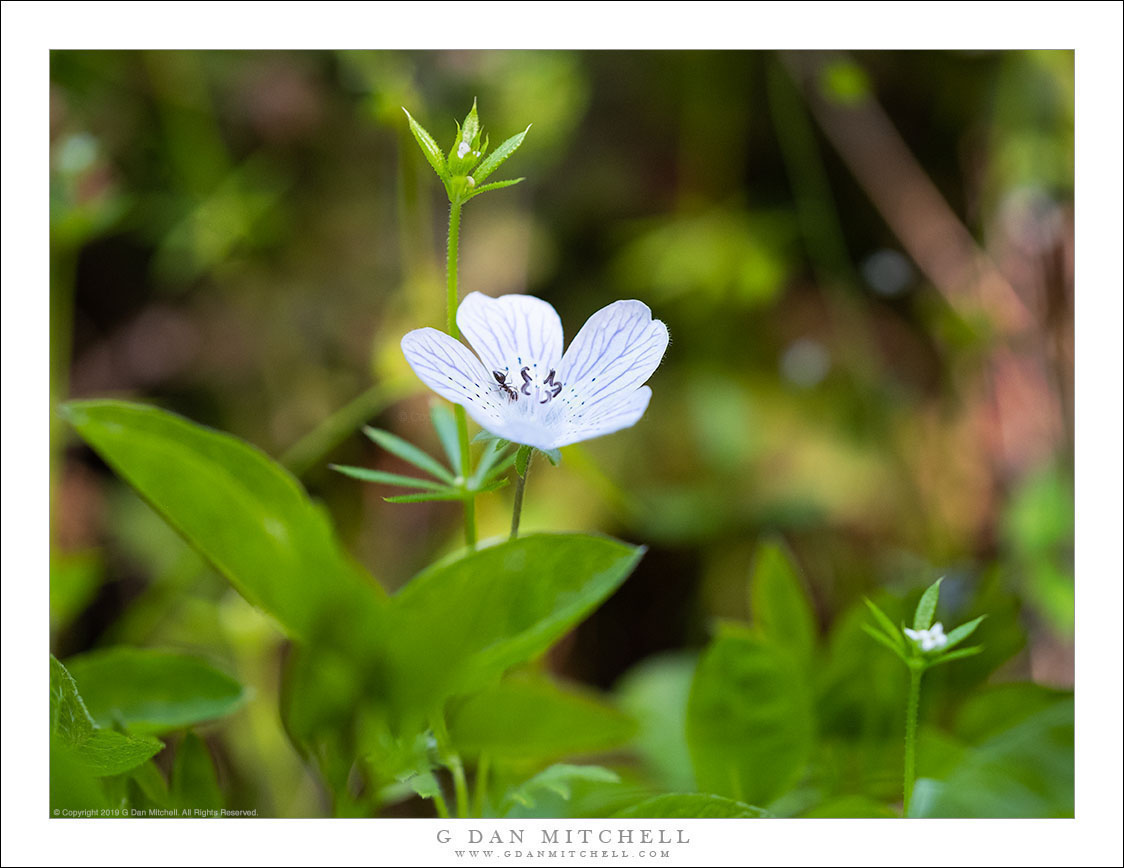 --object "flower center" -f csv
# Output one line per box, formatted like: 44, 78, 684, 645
491, 366, 564, 406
